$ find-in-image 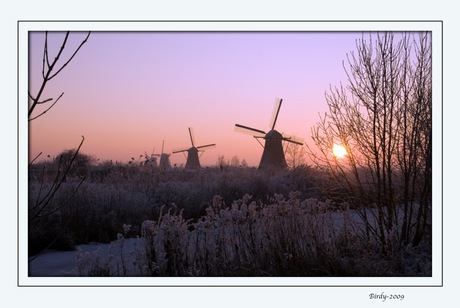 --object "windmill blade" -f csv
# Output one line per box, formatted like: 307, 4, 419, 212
234, 124, 266, 137
161, 140, 165, 154
196, 143, 216, 150
172, 147, 190, 154
269, 98, 283, 130
188, 127, 196, 148
282, 133, 305, 146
